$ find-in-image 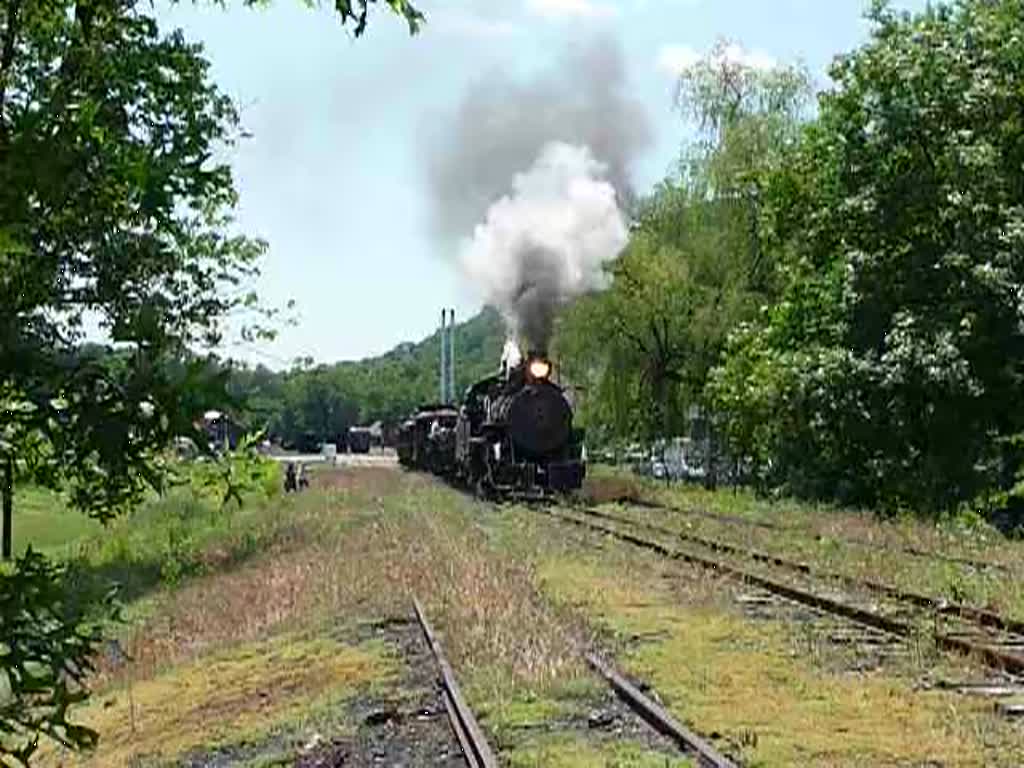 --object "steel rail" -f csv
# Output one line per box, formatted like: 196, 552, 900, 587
625, 497, 1012, 573
413, 598, 499, 768
543, 507, 1024, 675
585, 652, 739, 768
581, 504, 1024, 637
